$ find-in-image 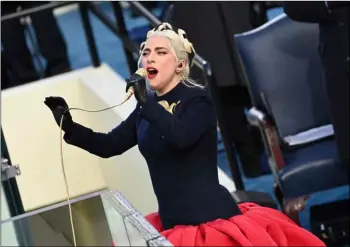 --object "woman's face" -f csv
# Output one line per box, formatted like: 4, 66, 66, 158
141, 36, 181, 93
